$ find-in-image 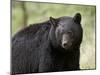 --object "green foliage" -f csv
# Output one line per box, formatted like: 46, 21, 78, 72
12, 1, 96, 69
